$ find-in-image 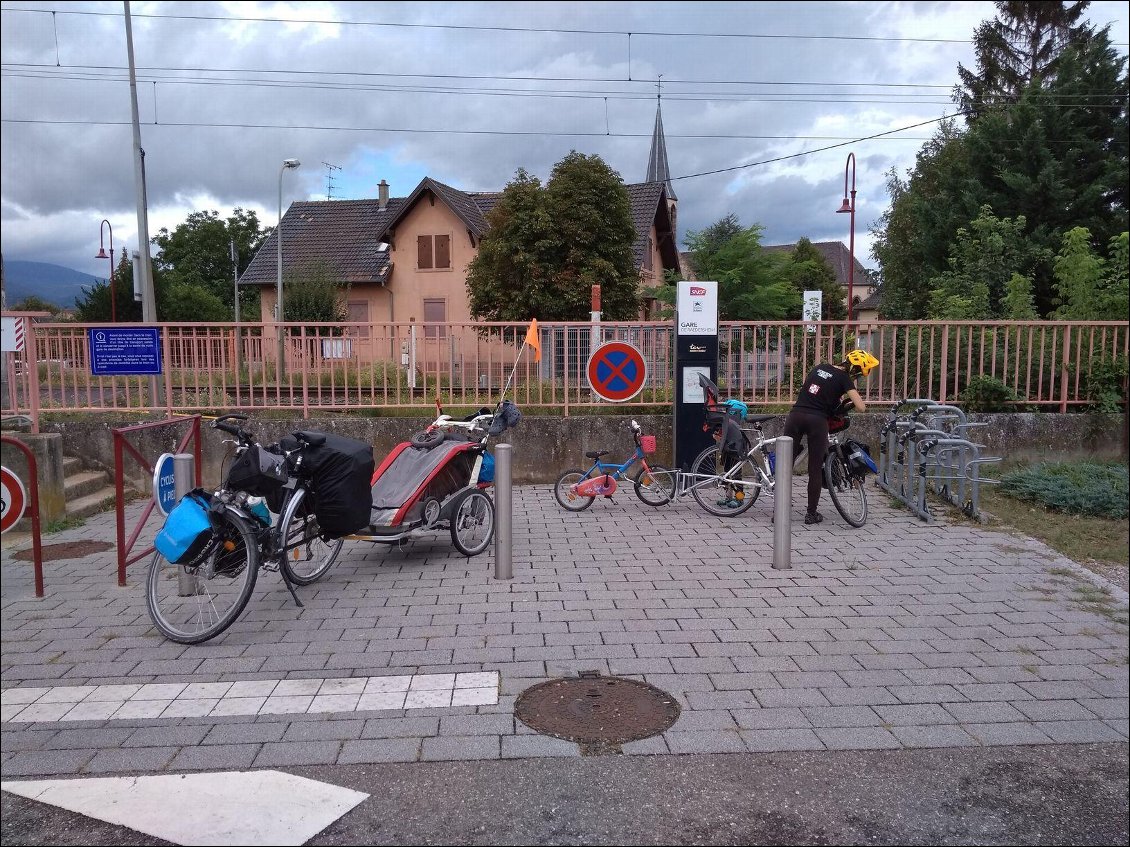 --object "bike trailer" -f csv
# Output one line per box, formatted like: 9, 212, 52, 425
369, 440, 483, 529
155, 490, 213, 565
